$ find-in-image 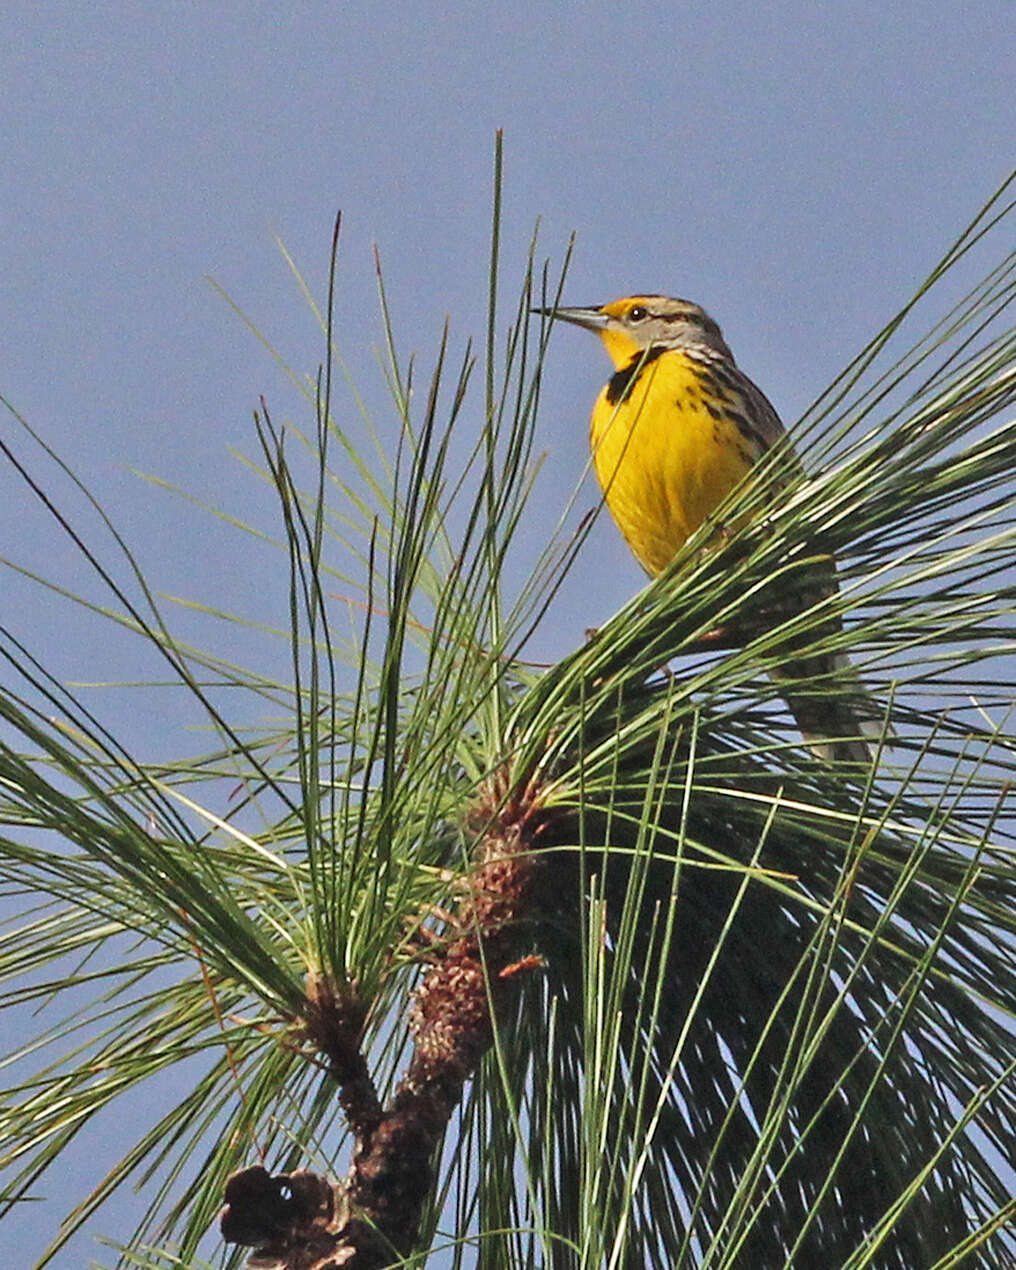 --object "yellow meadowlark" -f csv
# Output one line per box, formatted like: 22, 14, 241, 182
537, 293, 879, 763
